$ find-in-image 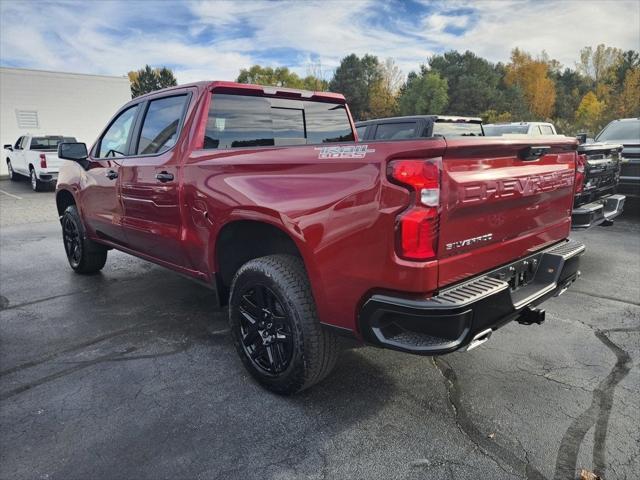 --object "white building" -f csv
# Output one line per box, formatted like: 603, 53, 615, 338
1, 67, 131, 175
